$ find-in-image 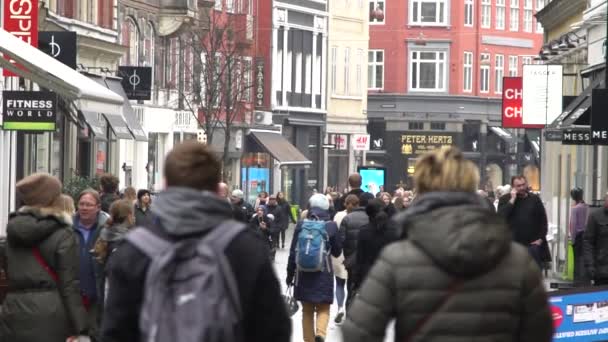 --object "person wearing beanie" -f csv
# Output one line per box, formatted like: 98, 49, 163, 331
286, 193, 343, 342
230, 189, 254, 223
134, 189, 153, 227
1, 173, 90, 341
